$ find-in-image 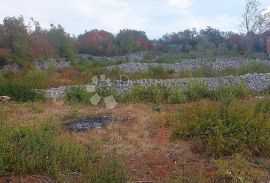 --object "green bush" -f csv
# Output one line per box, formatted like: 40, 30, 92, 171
171, 100, 270, 157
0, 70, 4, 82
0, 80, 44, 102
256, 98, 270, 114
266, 87, 270, 94
238, 62, 270, 75
211, 84, 251, 101
87, 155, 130, 183
120, 84, 170, 103
186, 80, 210, 100
0, 119, 130, 182
120, 83, 250, 105
148, 84, 169, 103
155, 54, 196, 63
177, 62, 270, 79
168, 87, 186, 104
0, 121, 97, 178
147, 66, 165, 78
25, 70, 48, 89
214, 154, 269, 182
119, 86, 146, 103
64, 86, 93, 105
